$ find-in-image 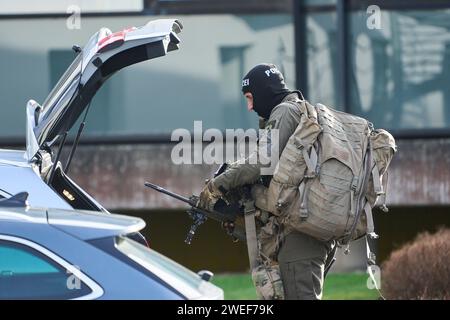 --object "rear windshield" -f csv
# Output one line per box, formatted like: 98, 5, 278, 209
41, 53, 82, 117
